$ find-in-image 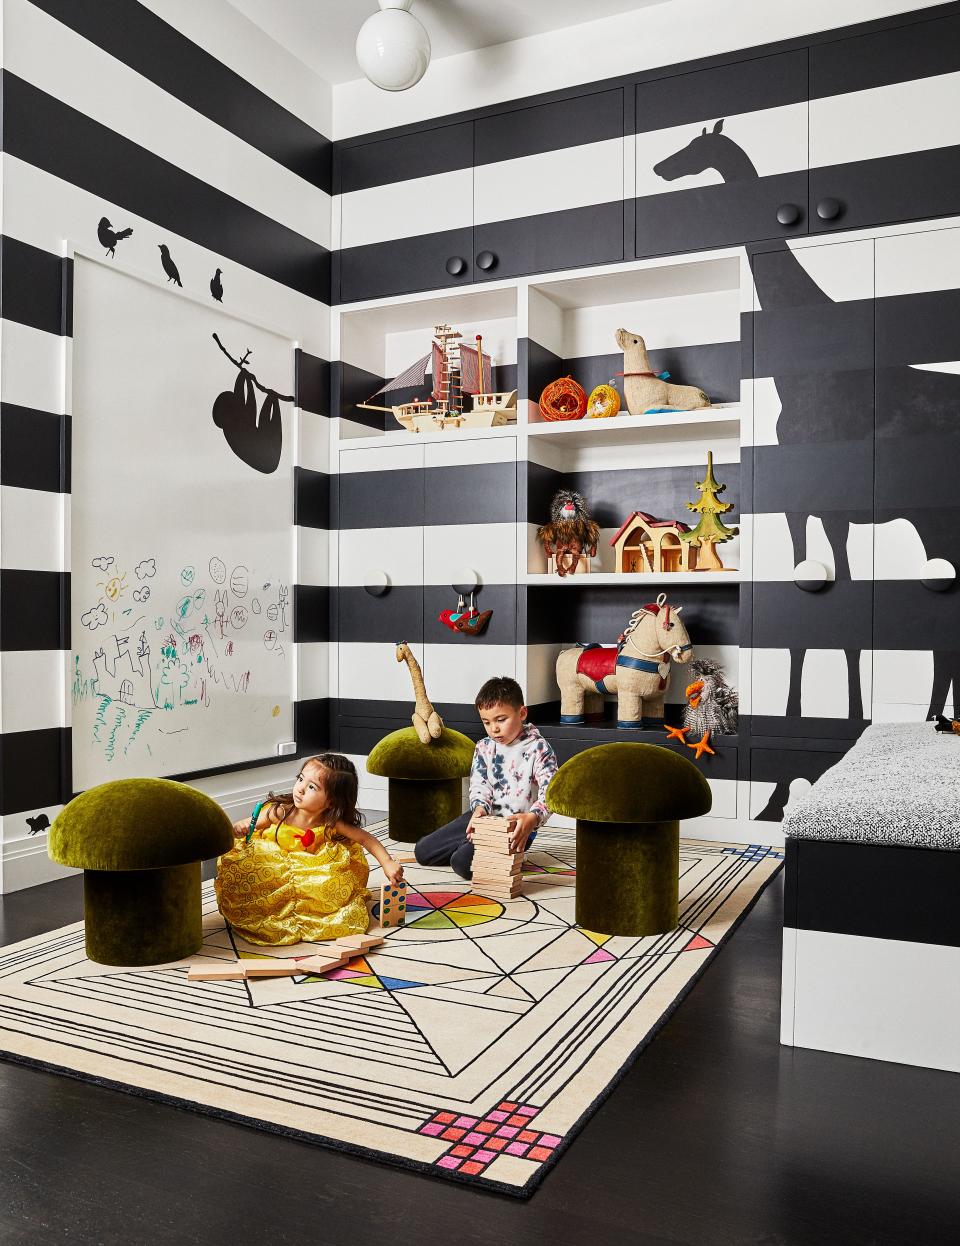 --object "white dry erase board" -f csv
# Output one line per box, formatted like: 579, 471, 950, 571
69, 254, 297, 789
